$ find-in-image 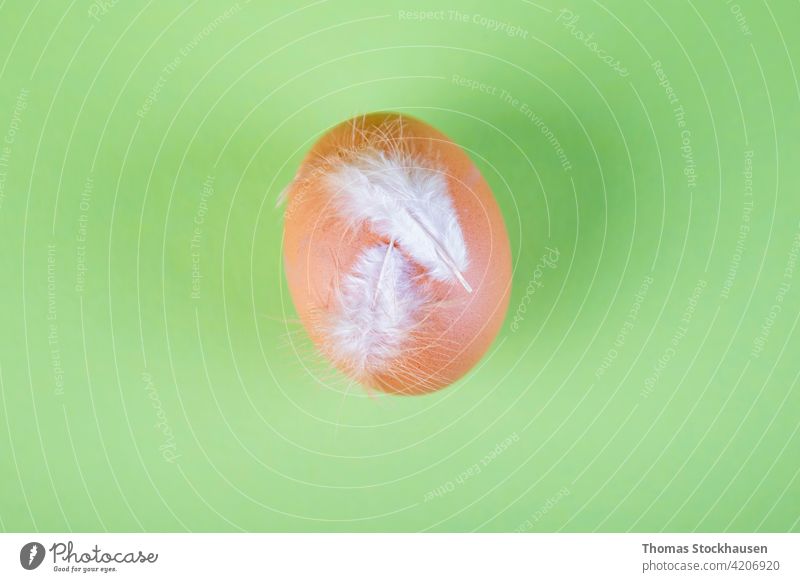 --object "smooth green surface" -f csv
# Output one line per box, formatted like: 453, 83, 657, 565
0, 0, 798, 532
